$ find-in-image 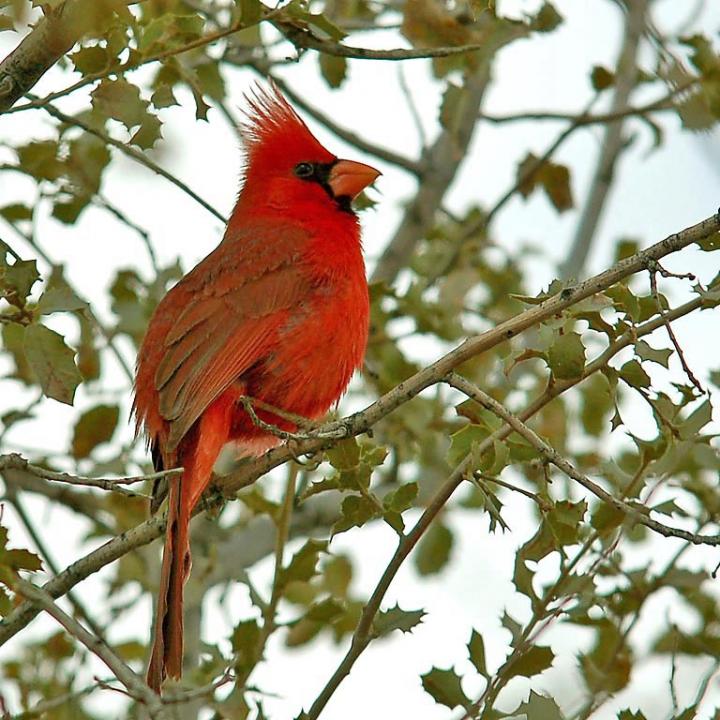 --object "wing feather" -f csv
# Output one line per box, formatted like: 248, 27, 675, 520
151, 223, 315, 451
